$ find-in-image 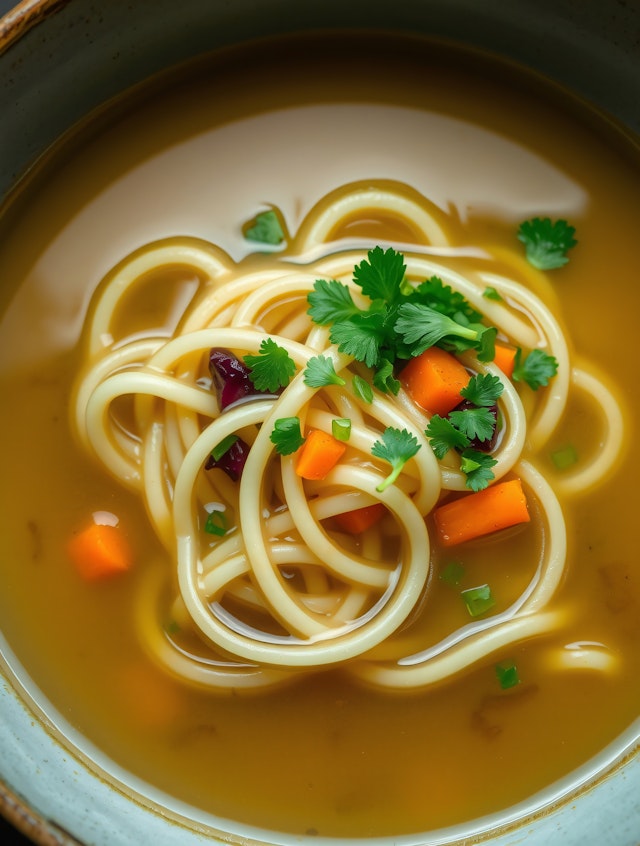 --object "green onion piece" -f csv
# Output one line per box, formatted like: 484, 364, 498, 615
205, 509, 227, 537
439, 560, 465, 587
551, 444, 578, 471
332, 418, 352, 442
483, 286, 503, 302
461, 584, 496, 617
243, 209, 285, 245
165, 619, 180, 635
495, 660, 520, 690
211, 434, 239, 462
352, 375, 374, 404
